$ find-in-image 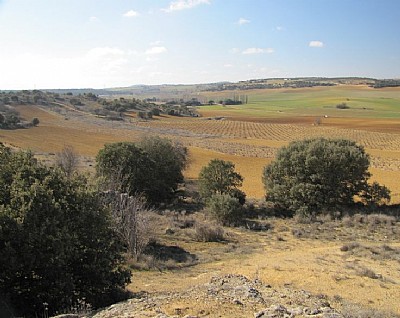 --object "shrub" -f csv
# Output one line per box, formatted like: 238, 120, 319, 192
263, 138, 389, 219
96, 136, 188, 205
193, 222, 224, 242
198, 159, 246, 205
55, 144, 79, 177
336, 102, 350, 109
0, 144, 130, 317
31, 117, 40, 126
206, 194, 243, 226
